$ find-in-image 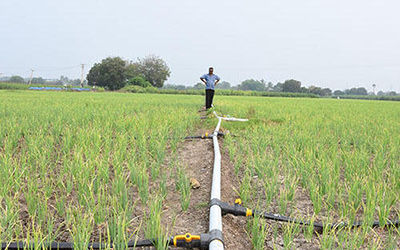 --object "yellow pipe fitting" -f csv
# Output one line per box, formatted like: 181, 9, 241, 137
235, 198, 242, 205
173, 233, 201, 246
246, 208, 252, 217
